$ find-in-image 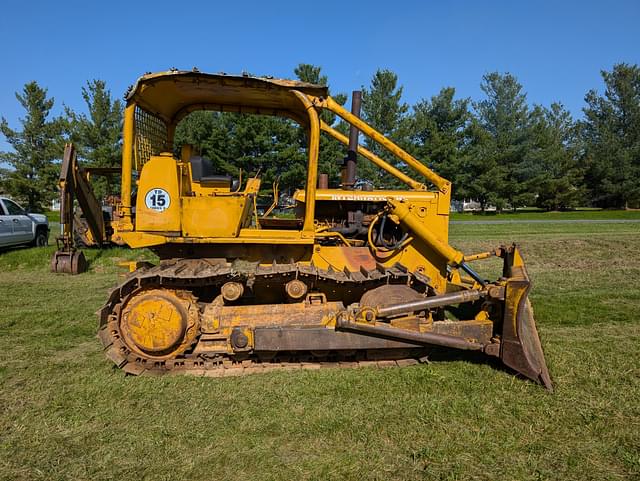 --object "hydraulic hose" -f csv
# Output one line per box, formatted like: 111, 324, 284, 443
367, 212, 412, 254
